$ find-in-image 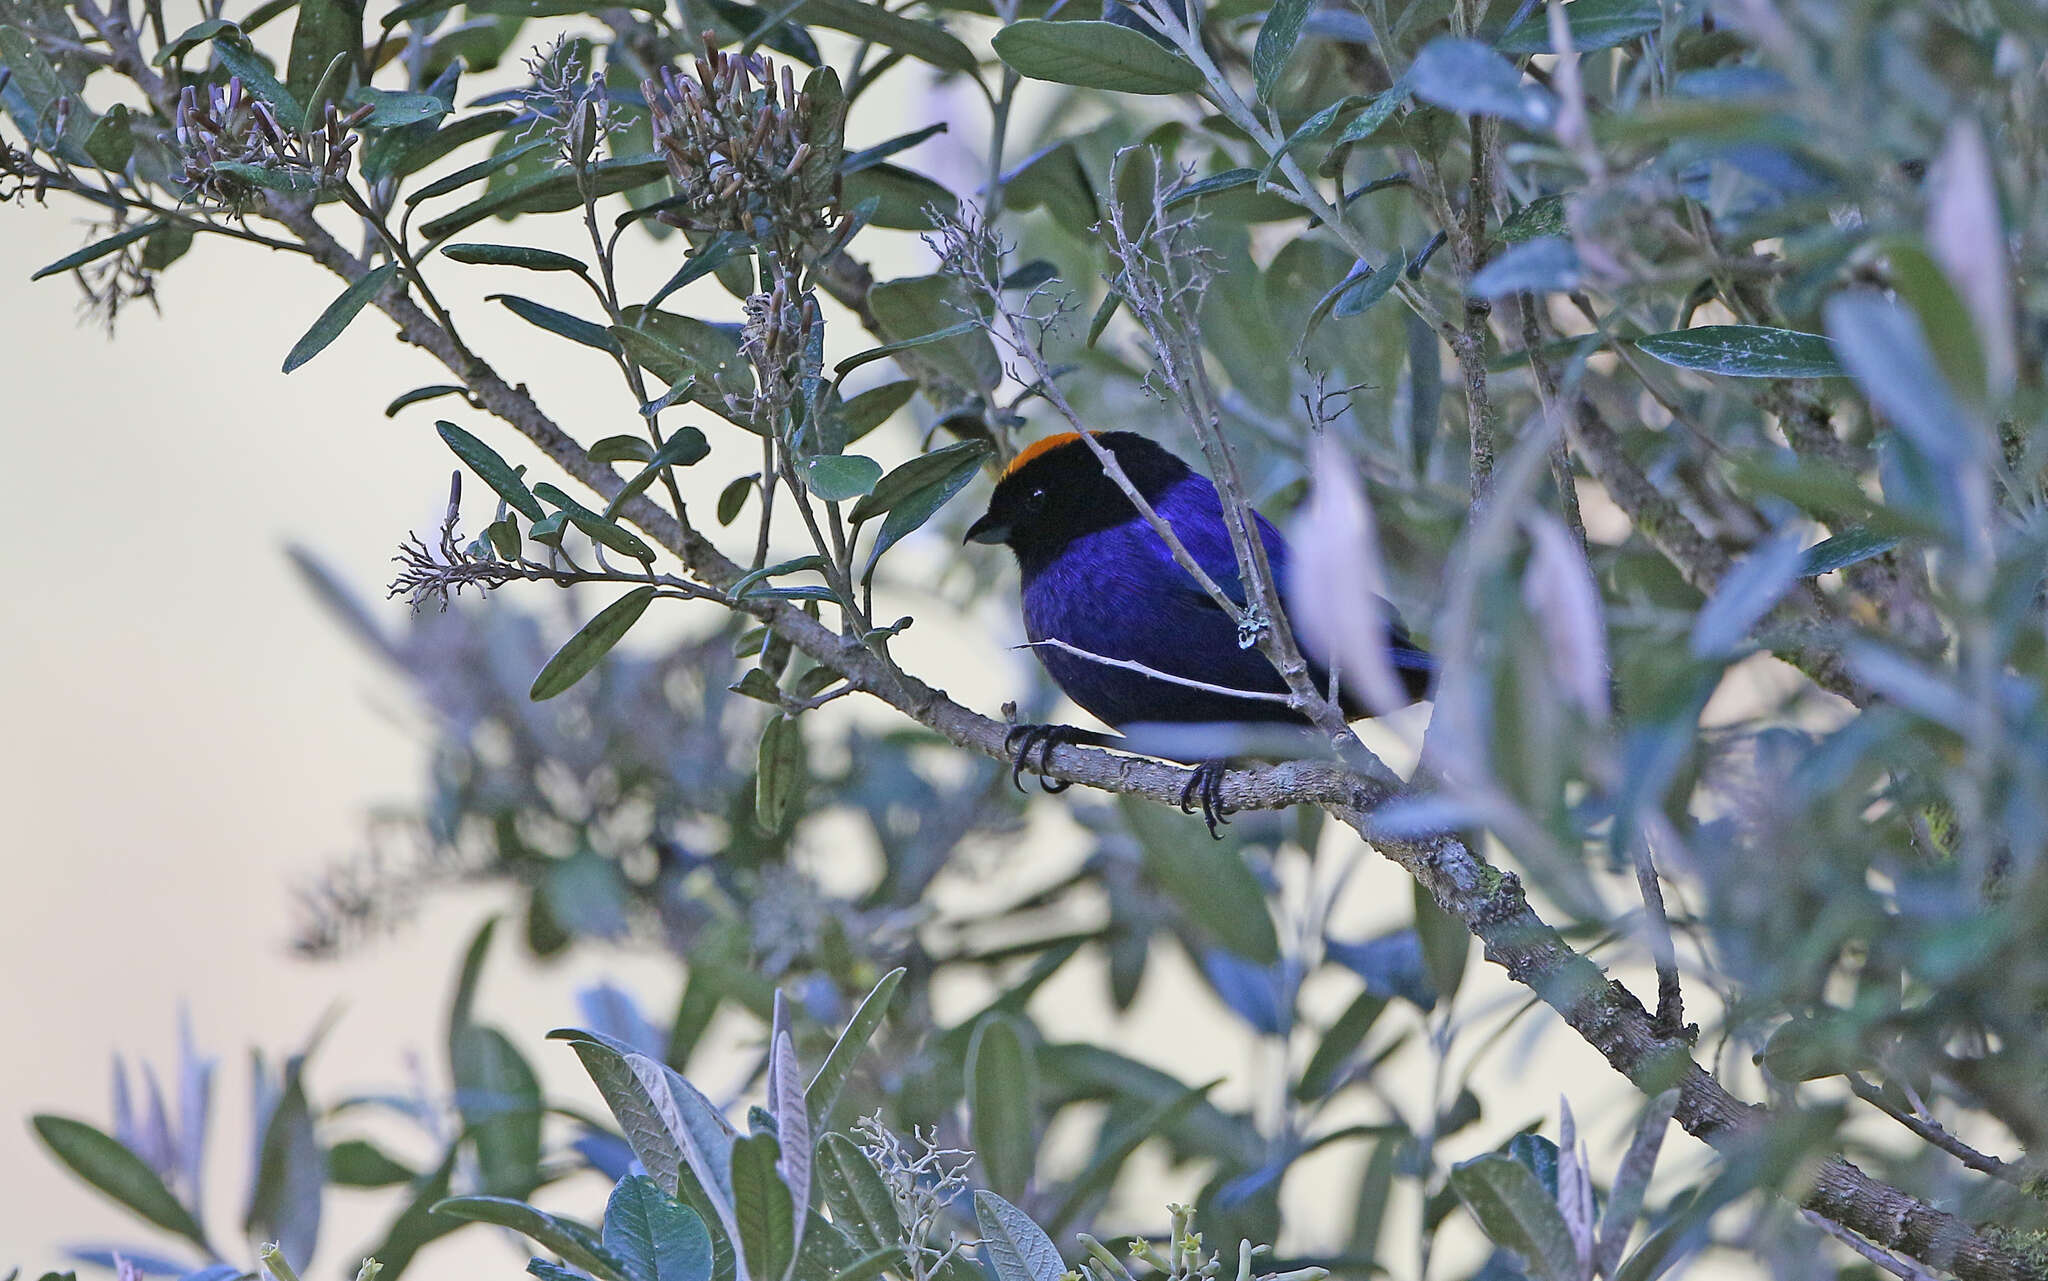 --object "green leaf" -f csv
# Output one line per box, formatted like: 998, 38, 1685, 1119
84, 104, 136, 171
869, 277, 1001, 393
1448, 1153, 1579, 1281
1164, 168, 1258, 209
452, 1025, 543, 1195
487, 518, 522, 558
1496, 0, 1661, 54
213, 161, 324, 192
1407, 36, 1555, 130
605, 427, 712, 519
1253, 0, 1313, 100
1499, 193, 1567, 243
815, 1136, 902, 1253
856, 442, 990, 578
286, 0, 360, 115
834, 322, 982, 380
29, 220, 166, 281
0, 25, 95, 162
1002, 141, 1099, 234
1335, 83, 1410, 143
840, 163, 957, 230
972, 1192, 1063, 1281
801, 454, 884, 502
843, 123, 948, 175
729, 1133, 798, 1281
732, 555, 828, 601
214, 35, 305, 130
283, 263, 398, 372
403, 137, 550, 204
352, 86, 449, 128
418, 153, 670, 240
1633, 325, 1842, 378
530, 587, 658, 700
839, 380, 918, 444
1467, 237, 1580, 298
718, 476, 755, 526
444, 243, 589, 272
967, 1015, 1036, 1199
1120, 795, 1279, 964
592, 435, 657, 464
1043, 1081, 1214, 1230
328, 1138, 417, 1188
431, 1197, 627, 1281
1799, 527, 1900, 577
31, 1116, 210, 1251
438, 421, 545, 520
755, 714, 806, 832
795, 0, 977, 72
639, 377, 702, 419
603, 1176, 714, 1281
494, 294, 621, 354
805, 968, 906, 1127
992, 20, 1204, 95
152, 17, 238, 63
534, 482, 659, 562
648, 232, 752, 311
